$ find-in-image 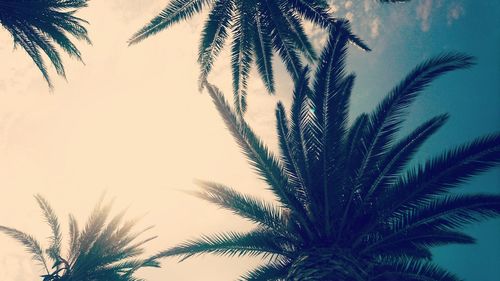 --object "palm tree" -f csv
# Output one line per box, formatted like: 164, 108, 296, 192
0, 0, 91, 88
151, 25, 500, 280
0, 195, 160, 281
129, 0, 409, 114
